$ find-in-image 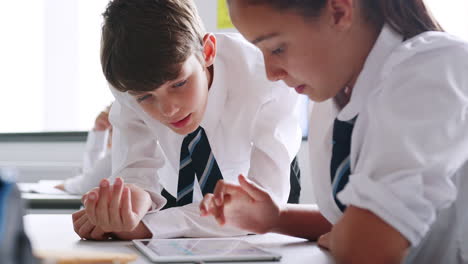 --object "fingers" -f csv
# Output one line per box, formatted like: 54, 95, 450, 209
96, 179, 111, 230
72, 209, 86, 222
199, 193, 214, 216
212, 180, 246, 204
84, 191, 99, 225
238, 174, 269, 201
121, 186, 138, 230
73, 211, 88, 236
89, 226, 110, 241
78, 221, 96, 239
317, 232, 331, 250
213, 180, 226, 206
199, 193, 226, 225
109, 177, 124, 230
